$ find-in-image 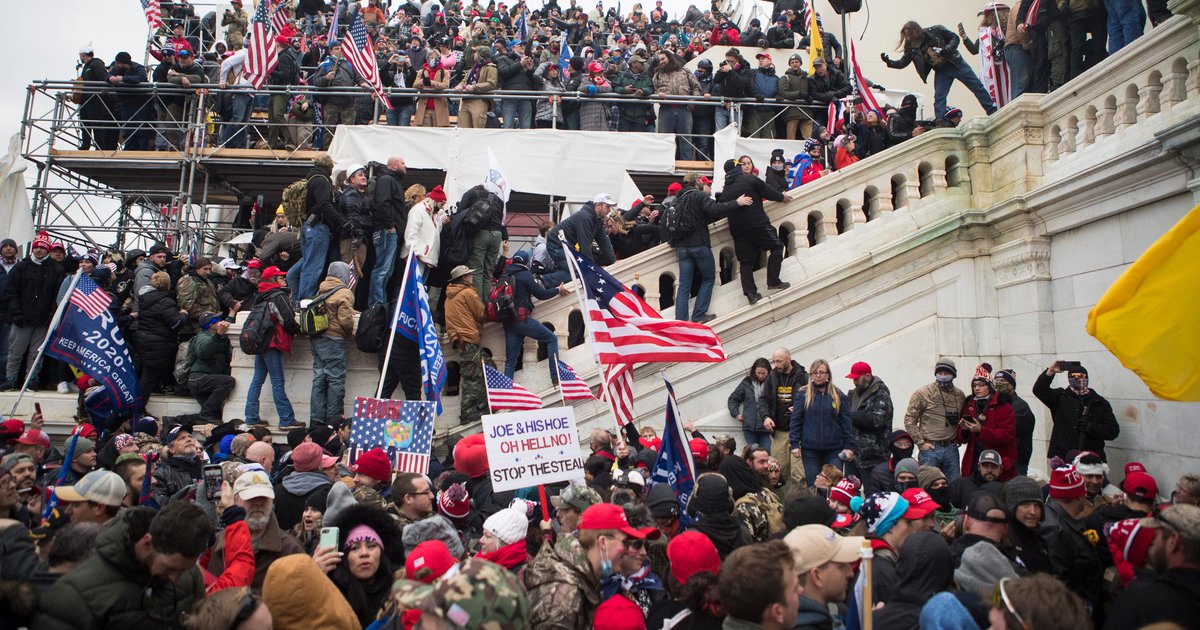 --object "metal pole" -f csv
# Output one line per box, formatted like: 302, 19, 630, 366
376, 252, 416, 399
9, 270, 83, 416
